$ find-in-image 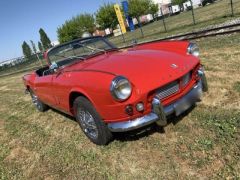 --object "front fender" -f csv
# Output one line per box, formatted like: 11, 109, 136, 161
65, 71, 149, 122
135, 41, 190, 55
